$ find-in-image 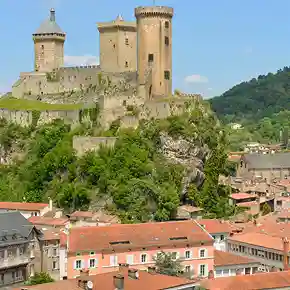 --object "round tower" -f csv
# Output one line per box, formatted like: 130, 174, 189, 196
135, 6, 174, 98
33, 8, 66, 72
